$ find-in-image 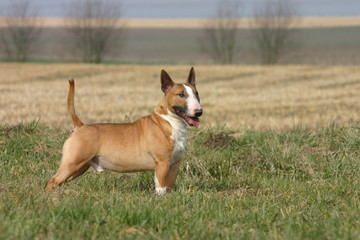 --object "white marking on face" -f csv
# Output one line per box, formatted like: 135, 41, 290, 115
183, 84, 201, 117
154, 175, 167, 195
